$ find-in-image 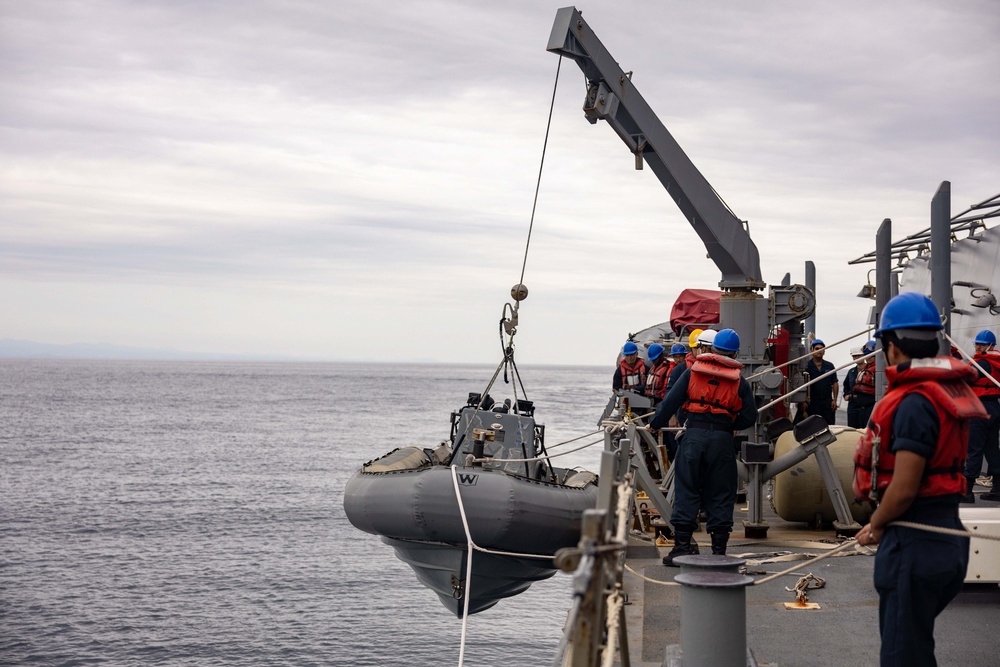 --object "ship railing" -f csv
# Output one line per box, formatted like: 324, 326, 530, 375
552, 426, 636, 667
